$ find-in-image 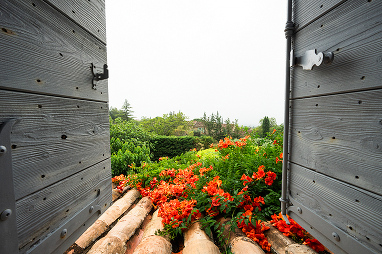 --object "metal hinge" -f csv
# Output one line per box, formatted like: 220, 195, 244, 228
91, 63, 109, 89
291, 49, 334, 70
